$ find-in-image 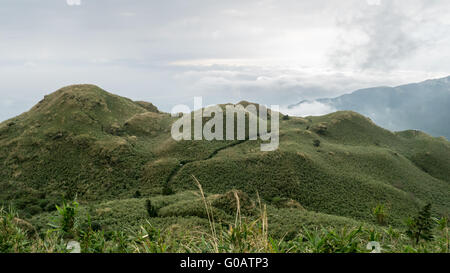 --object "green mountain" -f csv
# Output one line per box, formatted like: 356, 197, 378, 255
1, 84, 449, 235
291, 76, 450, 139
